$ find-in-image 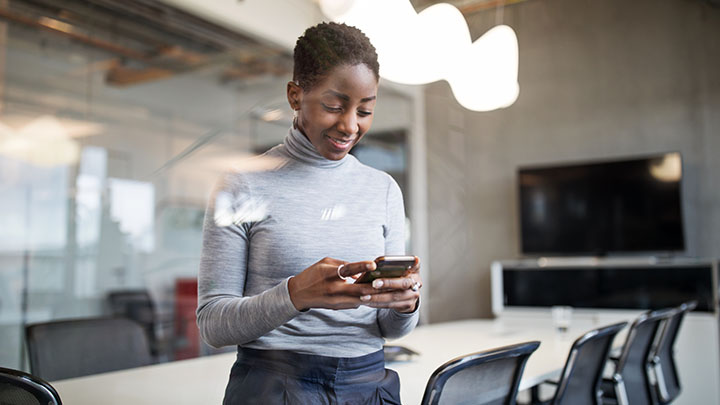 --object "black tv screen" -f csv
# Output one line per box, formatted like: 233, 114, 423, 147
518, 153, 685, 255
